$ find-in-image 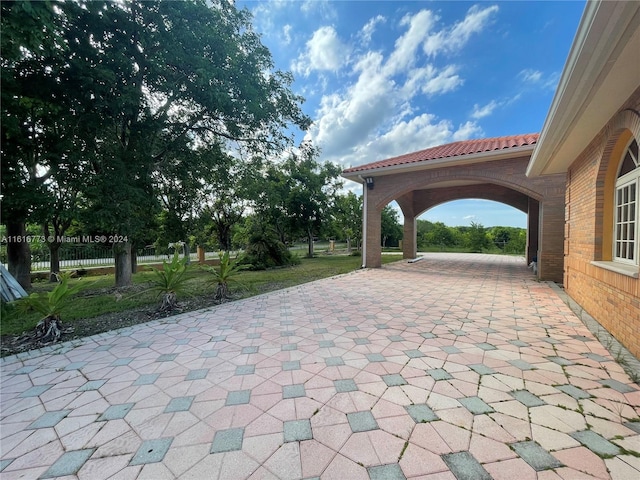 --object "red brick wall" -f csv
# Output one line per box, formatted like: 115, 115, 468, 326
565, 88, 640, 358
